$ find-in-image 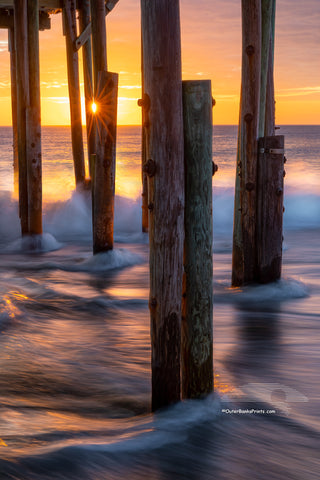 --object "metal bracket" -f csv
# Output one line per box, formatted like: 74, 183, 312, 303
259, 148, 285, 155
